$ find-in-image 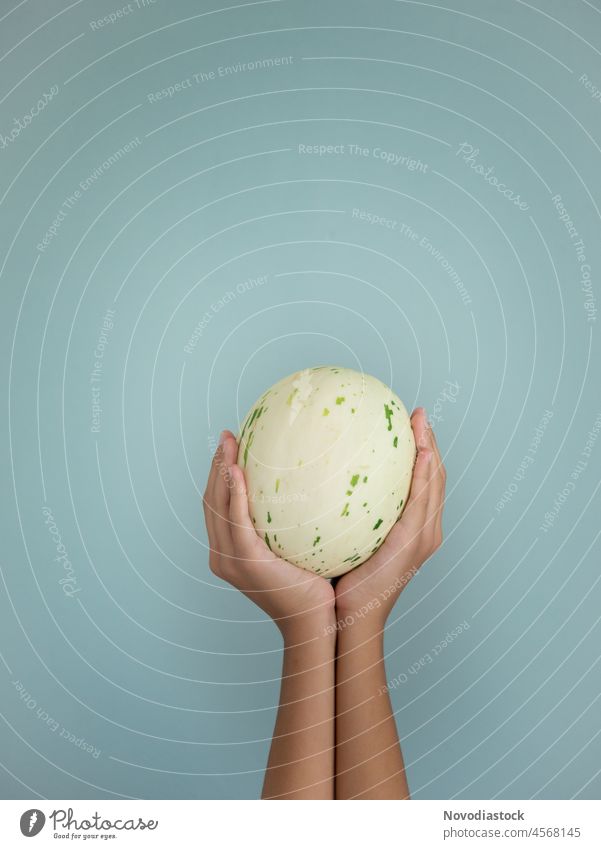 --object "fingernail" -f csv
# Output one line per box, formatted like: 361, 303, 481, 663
218, 430, 227, 446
